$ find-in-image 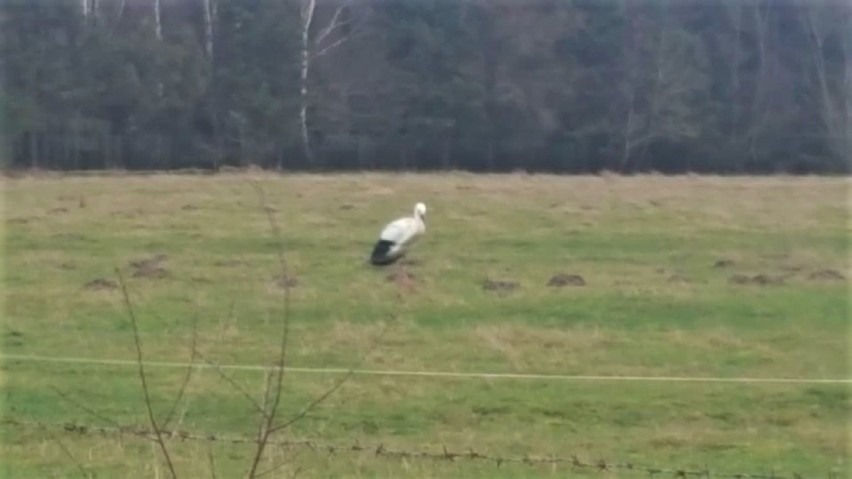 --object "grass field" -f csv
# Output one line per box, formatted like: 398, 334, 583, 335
2, 172, 850, 478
